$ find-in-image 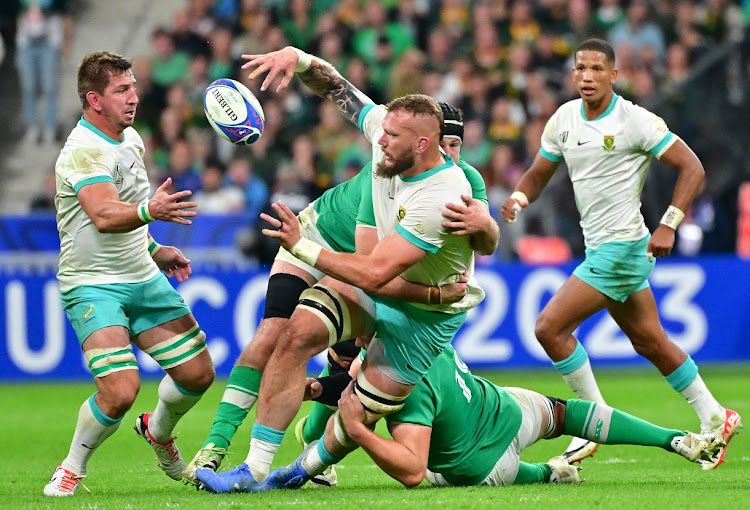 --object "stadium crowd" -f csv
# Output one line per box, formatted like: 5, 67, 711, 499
6, 0, 750, 261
